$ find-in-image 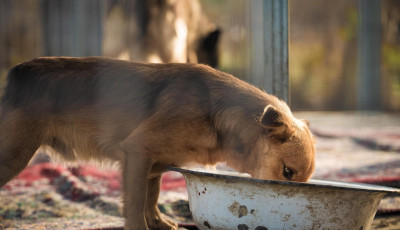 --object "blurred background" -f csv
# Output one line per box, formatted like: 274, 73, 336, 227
1, 1, 400, 229
0, 0, 399, 111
